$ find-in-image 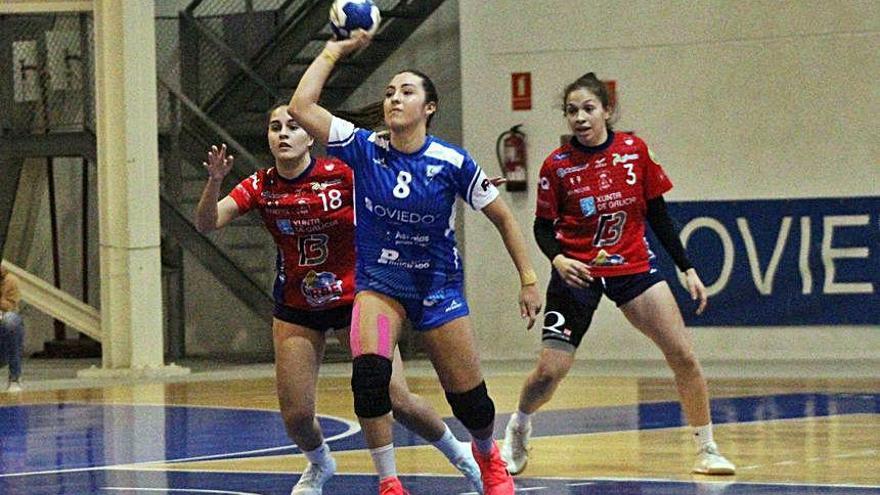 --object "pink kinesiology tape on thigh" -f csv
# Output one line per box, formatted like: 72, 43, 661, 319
377, 313, 391, 359
350, 302, 362, 357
